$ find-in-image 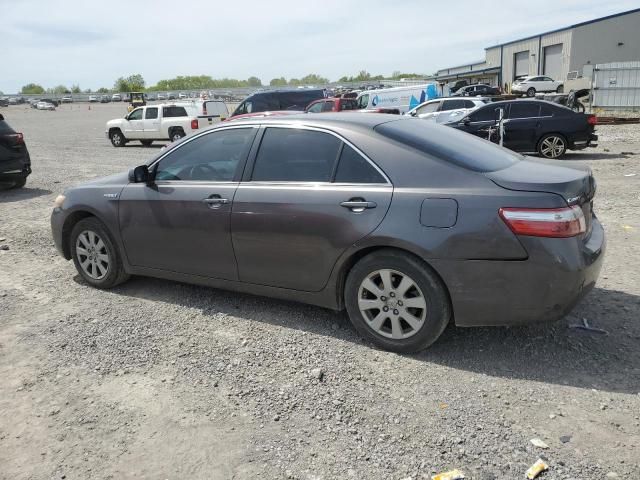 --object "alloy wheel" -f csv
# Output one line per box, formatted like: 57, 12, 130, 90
540, 136, 566, 158
358, 269, 427, 339
76, 230, 110, 280
111, 133, 122, 146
